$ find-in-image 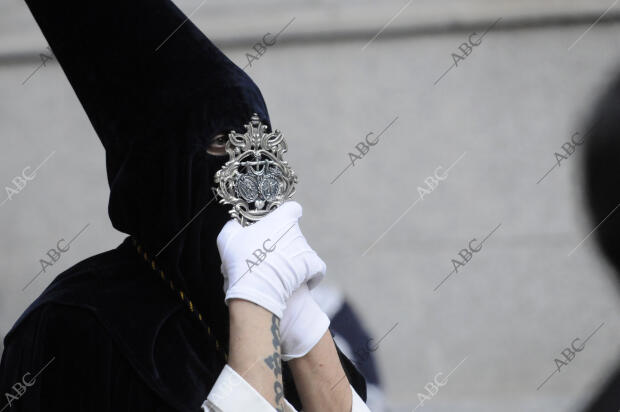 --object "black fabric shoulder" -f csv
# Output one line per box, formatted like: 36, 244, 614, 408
1, 238, 223, 411
0, 303, 178, 411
